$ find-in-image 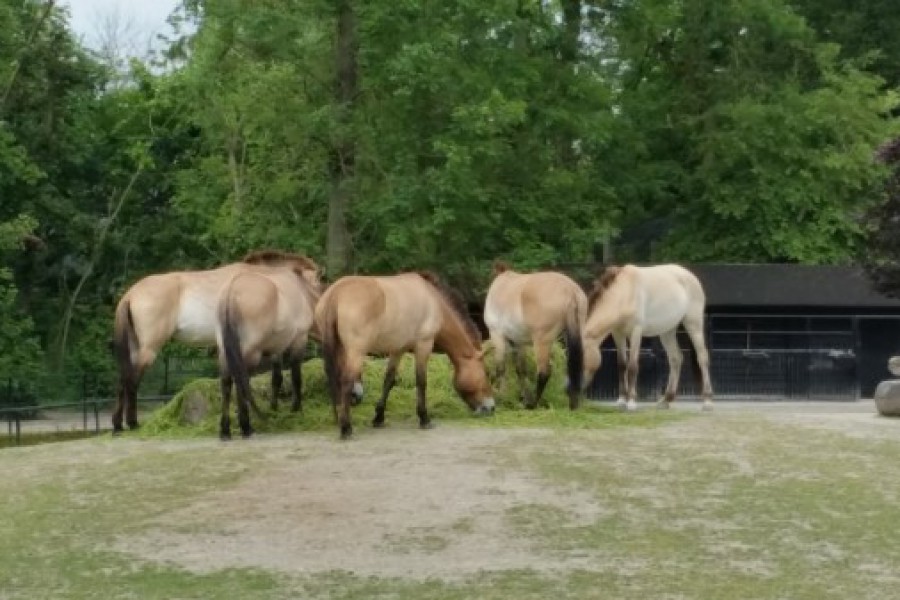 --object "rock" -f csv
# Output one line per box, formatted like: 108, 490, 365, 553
889, 356, 900, 377
874, 379, 900, 417
181, 389, 215, 425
